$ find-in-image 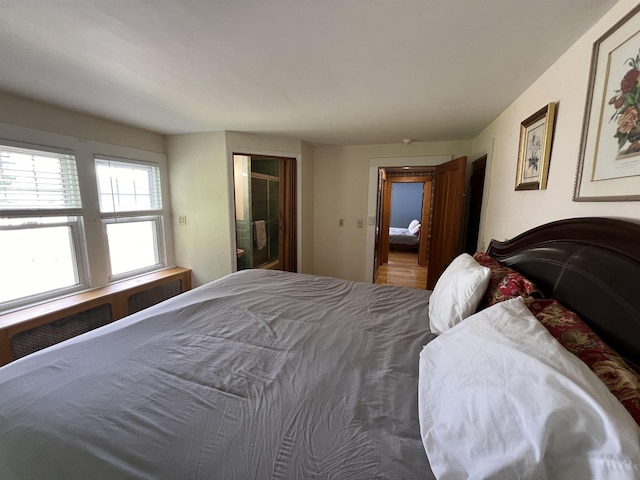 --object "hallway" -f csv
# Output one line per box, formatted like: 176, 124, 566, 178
375, 251, 427, 290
